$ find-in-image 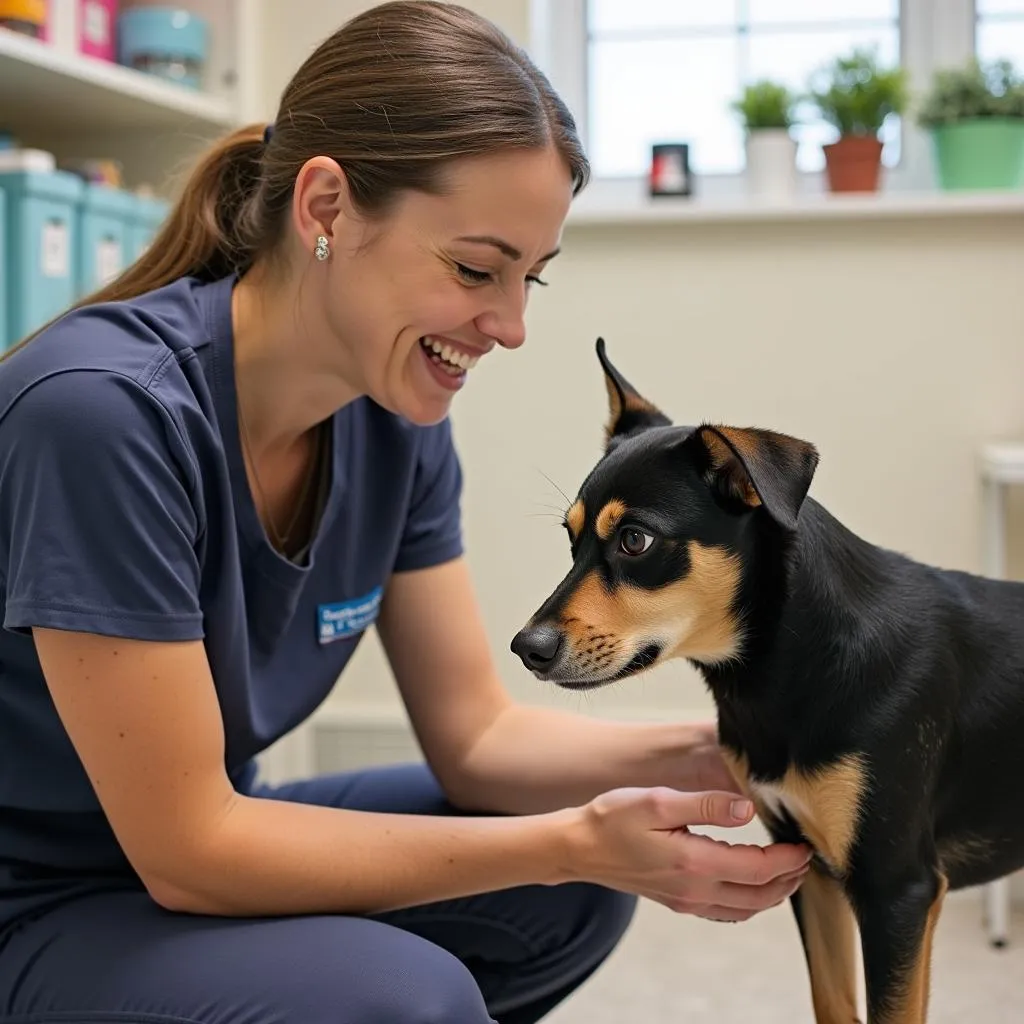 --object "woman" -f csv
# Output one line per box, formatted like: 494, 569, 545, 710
0, 3, 811, 1021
